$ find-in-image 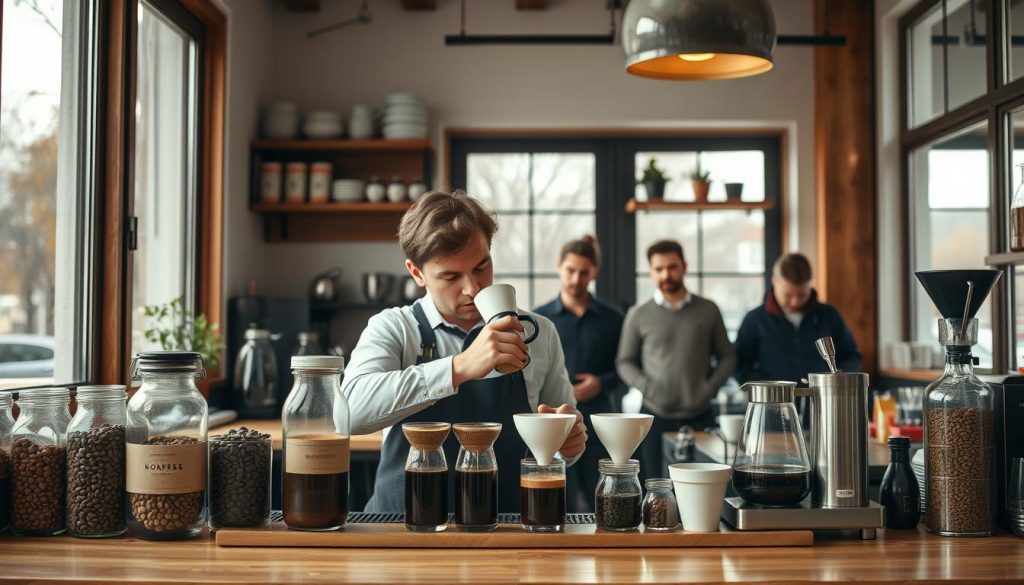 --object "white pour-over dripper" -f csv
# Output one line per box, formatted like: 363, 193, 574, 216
513, 413, 575, 466
590, 413, 654, 465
